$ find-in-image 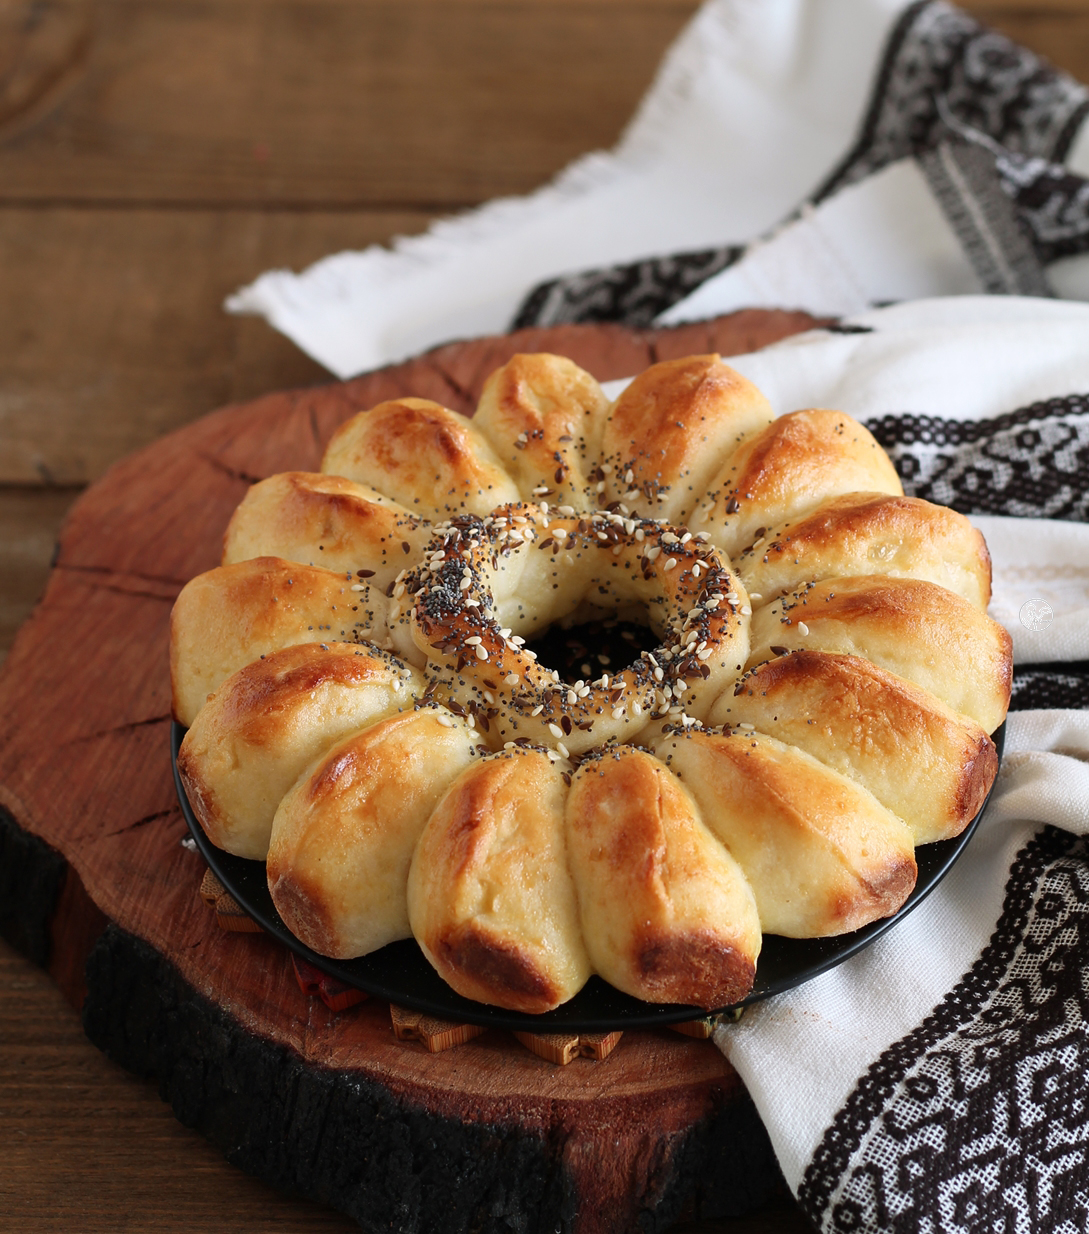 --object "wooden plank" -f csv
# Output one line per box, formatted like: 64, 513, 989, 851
972, 6, 1089, 77
0, 486, 81, 666
0, 0, 696, 207
0, 207, 434, 485
1, 1, 1087, 211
